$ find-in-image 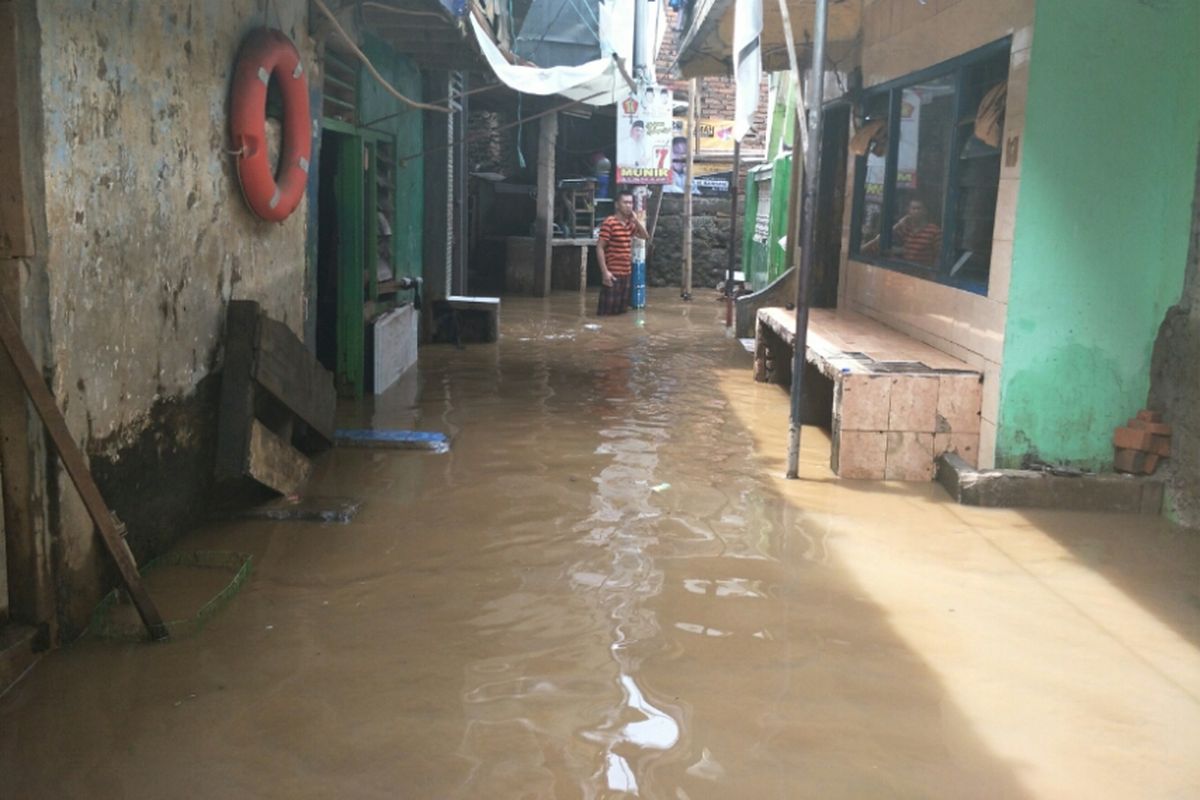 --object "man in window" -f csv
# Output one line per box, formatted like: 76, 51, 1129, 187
894, 198, 942, 266
862, 198, 942, 266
